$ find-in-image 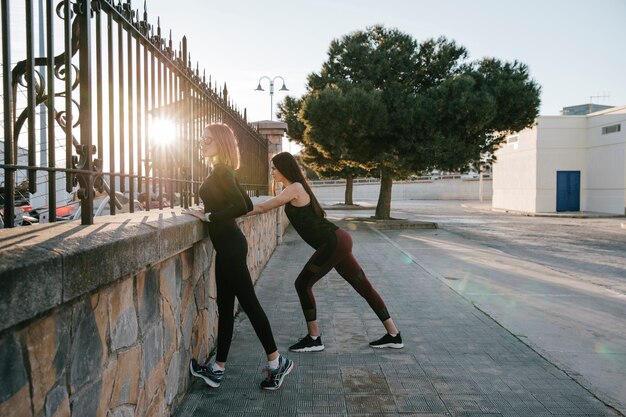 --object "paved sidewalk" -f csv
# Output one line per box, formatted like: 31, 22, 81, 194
175, 221, 620, 417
